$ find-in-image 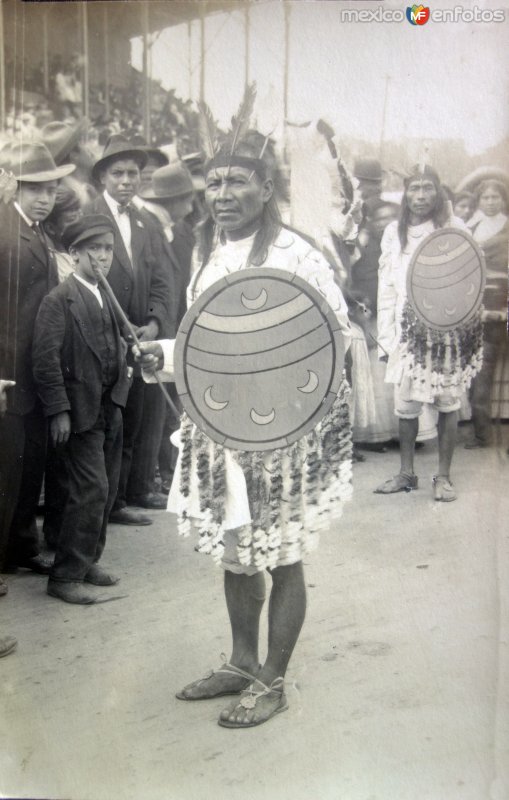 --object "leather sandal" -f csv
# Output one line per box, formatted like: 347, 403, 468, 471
218, 677, 288, 728
432, 476, 457, 502
176, 660, 258, 701
374, 473, 418, 494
